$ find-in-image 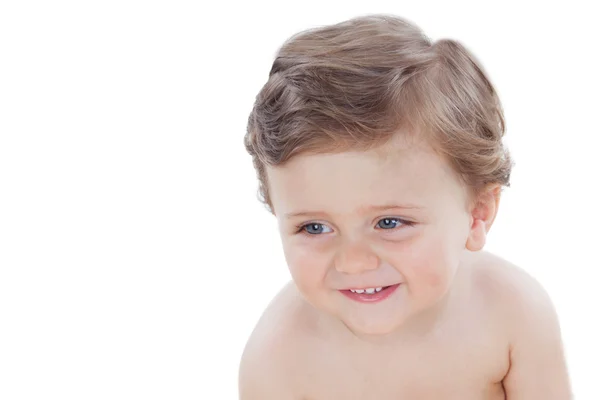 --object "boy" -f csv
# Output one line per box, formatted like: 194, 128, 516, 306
239, 14, 571, 399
